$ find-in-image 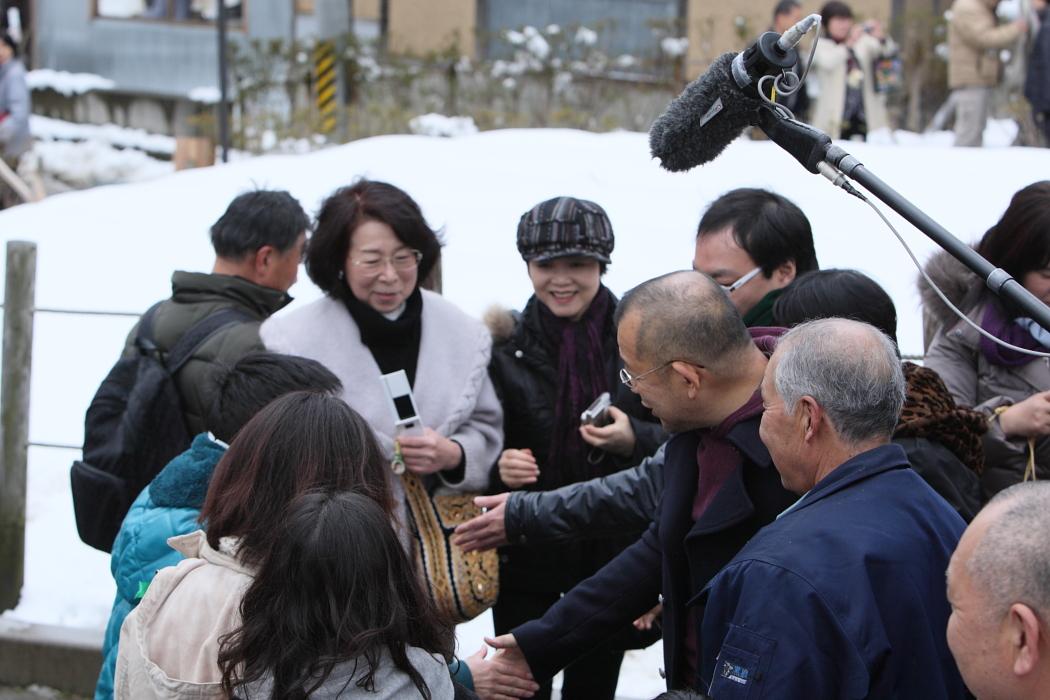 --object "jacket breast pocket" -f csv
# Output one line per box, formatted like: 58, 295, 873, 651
706, 624, 776, 699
